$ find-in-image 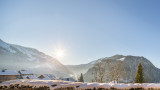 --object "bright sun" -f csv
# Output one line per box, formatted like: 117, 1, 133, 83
56, 49, 65, 57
